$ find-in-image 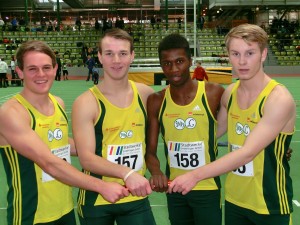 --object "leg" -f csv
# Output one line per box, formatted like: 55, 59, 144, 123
167, 193, 194, 225
116, 198, 156, 225
78, 204, 117, 225
253, 213, 291, 225
35, 209, 76, 225
5, 75, 8, 87
86, 69, 92, 81
57, 71, 61, 81
190, 190, 222, 225
0, 76, 3, 88
0, 73, 4, 87
225, 200, 291, 225
225, 201, 254, 225
79, 215, 115, 225
11, 70, 16, 85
